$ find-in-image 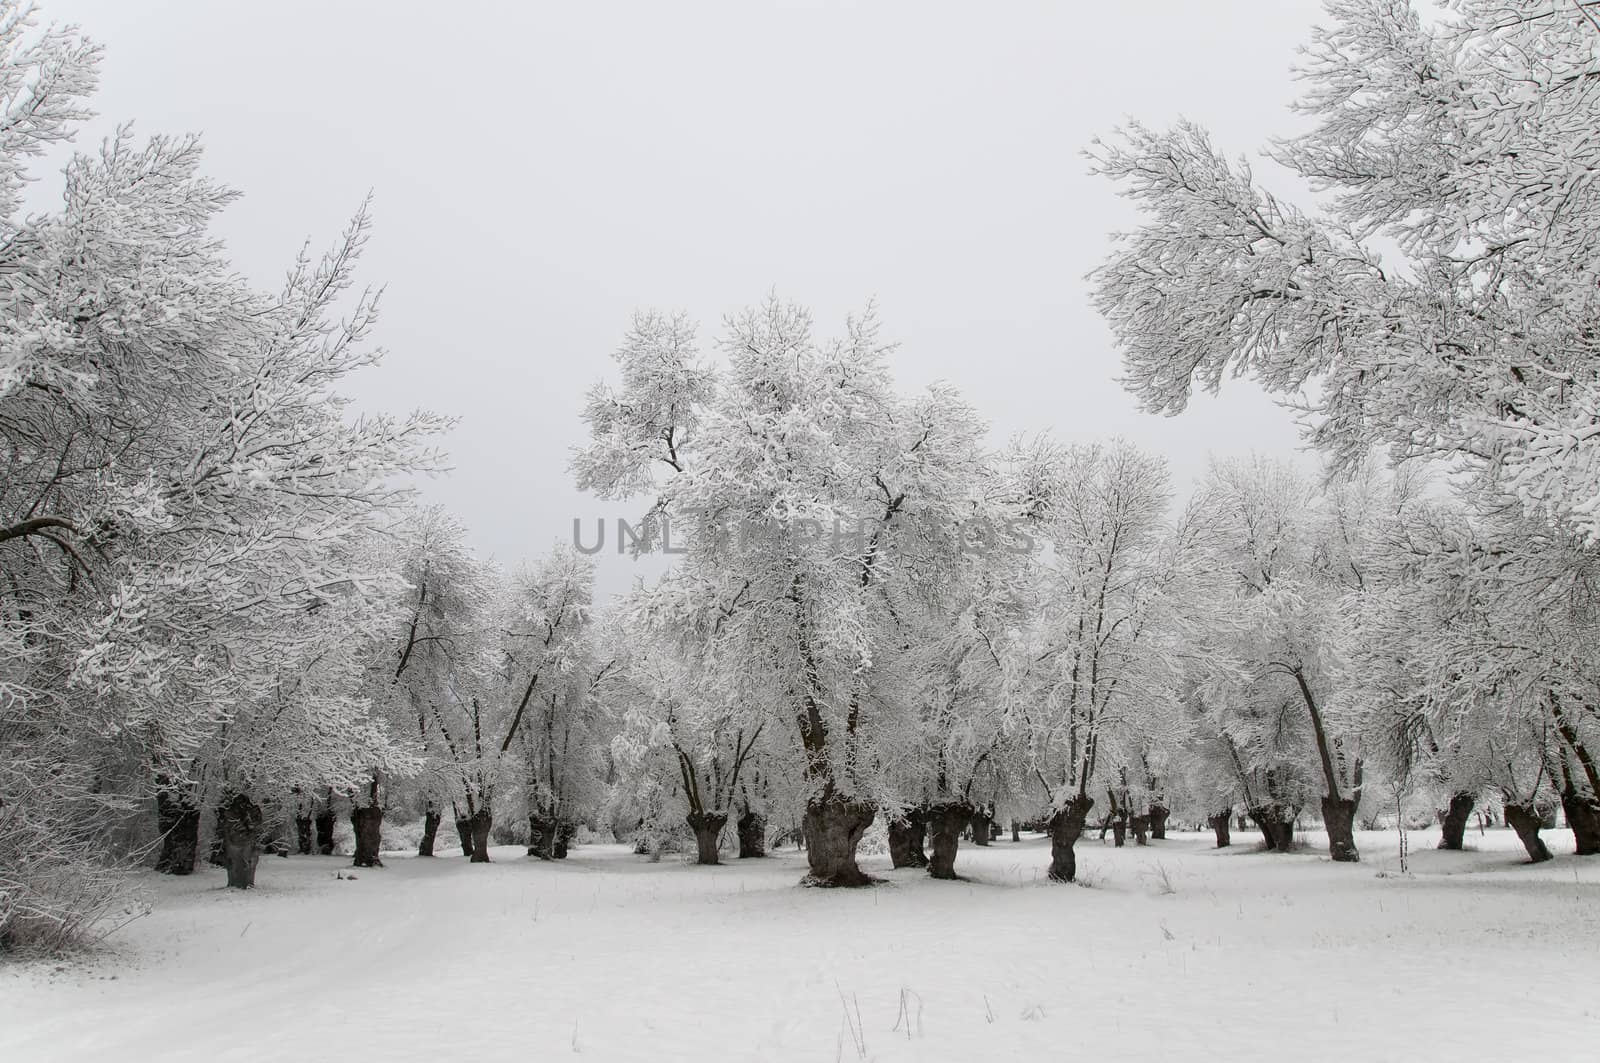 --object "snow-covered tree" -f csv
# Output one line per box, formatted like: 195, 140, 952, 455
1003, 439, 1192, 881
1090, 0, 1600, 542
577, 297, 994, 886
